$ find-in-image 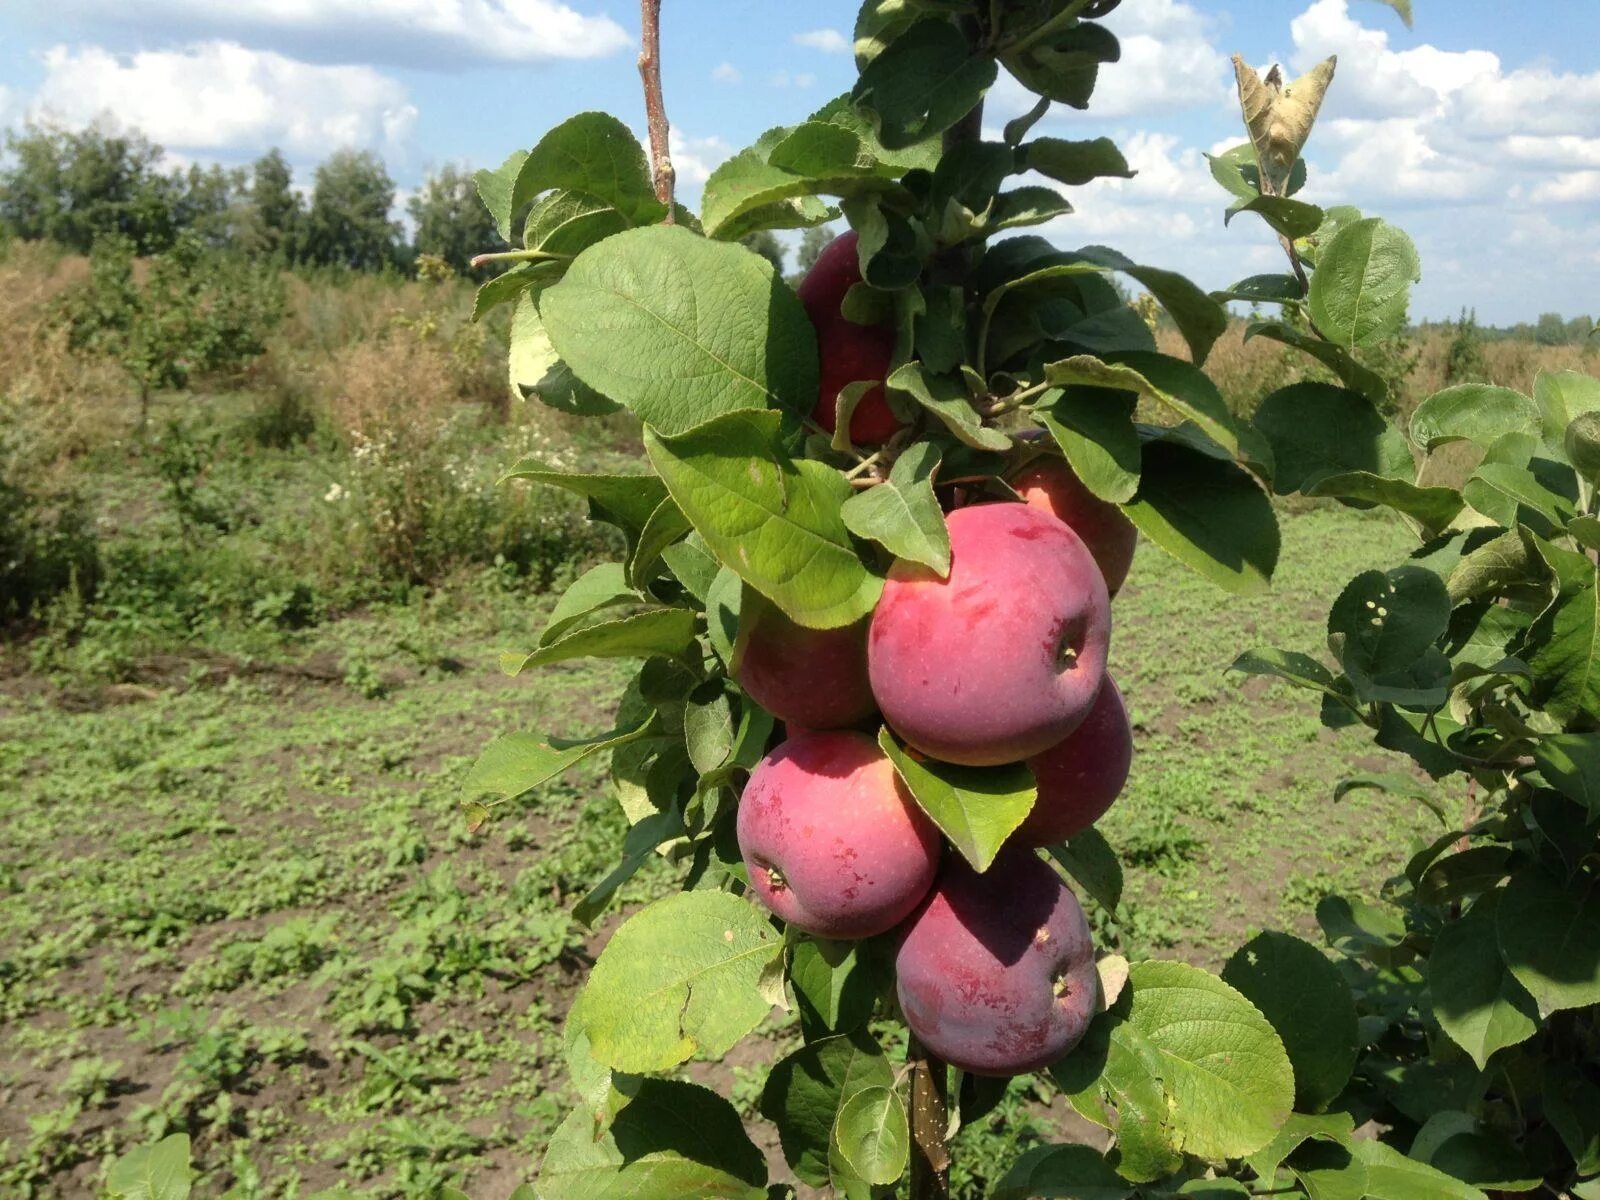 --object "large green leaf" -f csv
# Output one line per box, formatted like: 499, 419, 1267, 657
886, 362, 1011, 451
831, 1083, 909, 1188
1430, 893, 1538, 1069
499, 462, 666, 544
1245, 321, 1389, 406
541, 225, 817, 435
1023, 137, 1134, 186
1034, 386, 1141, 504
1535, 369, 1600, 460
990, 1143, 1132, 1200
476, 149, 528, 242
839, 442, 951, 574
463, 718, 653, 804
1527, 545, 1600, 724
542, 563, 640, 643
1351, 1140, 1488, 1200
878, 728, 1036, 872
1046, 353, 1265, 473
1047, 829, 1123, 914
1326, 566, 1451, 706
788, 937, 885, 1037
1307, 472, 1463, 537
851, 19, 997, 149
509, 111, 663, 229
1307, 217, 1421, 349
760, 1031, 901, 1192
106, 1135, 192, 1200
1410, 384, 1540, 452
645, 410, 882, 630
537, 1078, 767, 1200
502, 608, 697, 675
567, 891, 781, 1072
1227, 195, 1324, 240
1222, 931, 1358, 1112
1253, 382, 1411, 494
1123, 437, 1280, 595
1093, 961, 1296, 1164
1496, 868, 1600, 1017
1532, 734, 1600, 819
